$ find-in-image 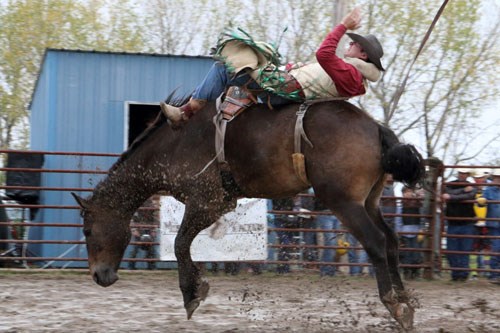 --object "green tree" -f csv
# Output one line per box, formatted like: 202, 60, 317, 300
140, 0, 250, 56
2, 0, 498, 166
145, 0, 498, 164
356, 0, 500, 164
0, 0, 147, 150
